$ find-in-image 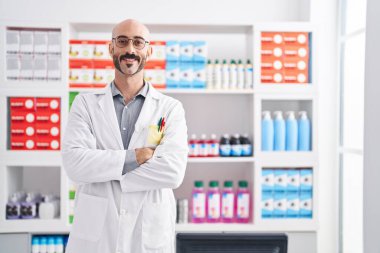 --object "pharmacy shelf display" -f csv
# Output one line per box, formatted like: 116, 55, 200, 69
0, 21, 318, 234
